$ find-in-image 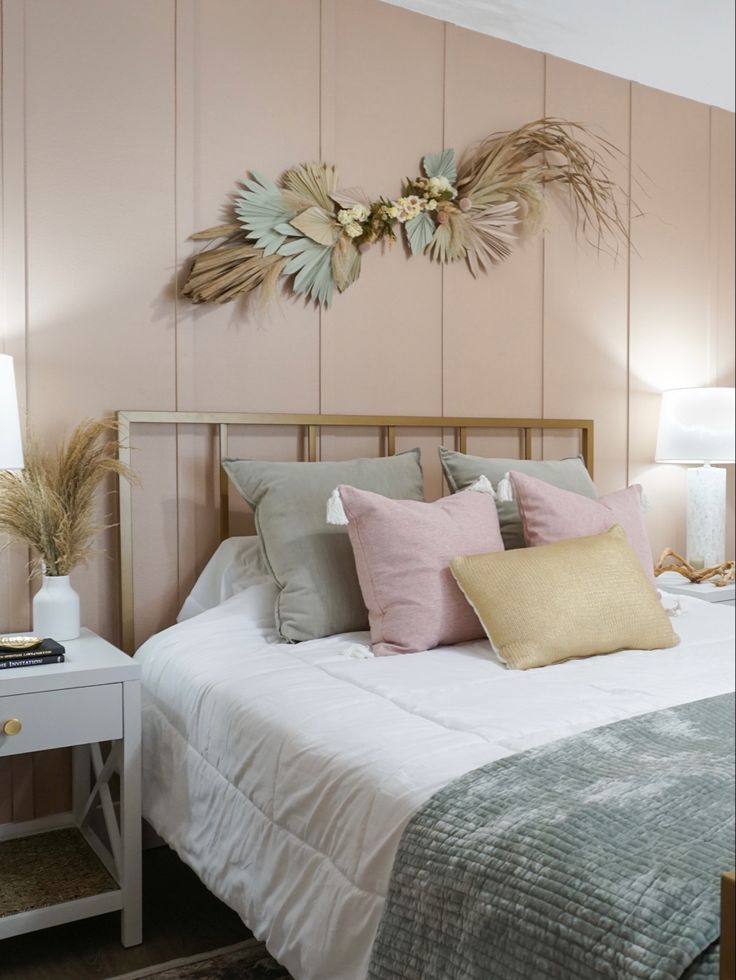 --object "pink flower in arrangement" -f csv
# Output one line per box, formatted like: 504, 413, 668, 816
459, 197, 472, 212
